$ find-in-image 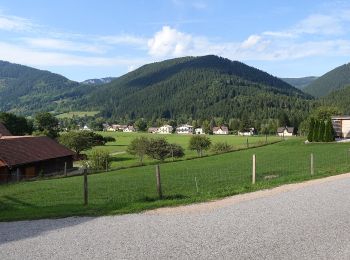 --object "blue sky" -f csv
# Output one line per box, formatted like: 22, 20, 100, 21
0, 0, 350, 81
